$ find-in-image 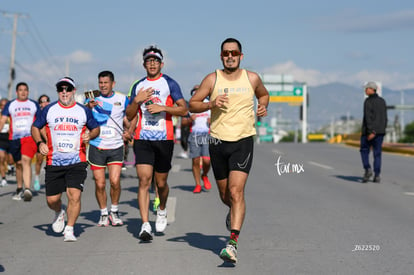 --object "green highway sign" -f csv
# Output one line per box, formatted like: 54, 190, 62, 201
269, 86, 303, 96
